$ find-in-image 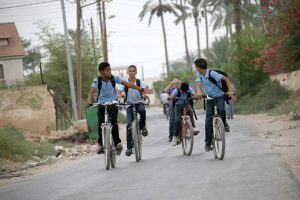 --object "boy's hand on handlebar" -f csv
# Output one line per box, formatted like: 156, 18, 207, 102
226, 91, 233, 97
